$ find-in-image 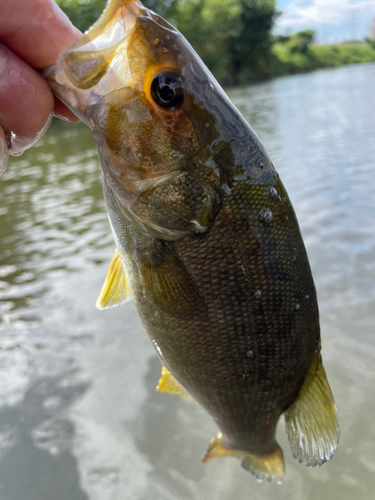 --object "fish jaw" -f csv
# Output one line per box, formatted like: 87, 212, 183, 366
43, 1, 146, 127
